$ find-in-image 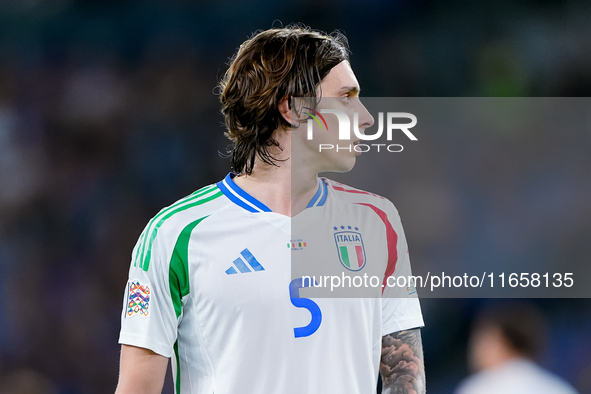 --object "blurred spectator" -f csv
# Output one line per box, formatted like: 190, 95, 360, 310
0, 368, 56, 394
455, 302, 578, 394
